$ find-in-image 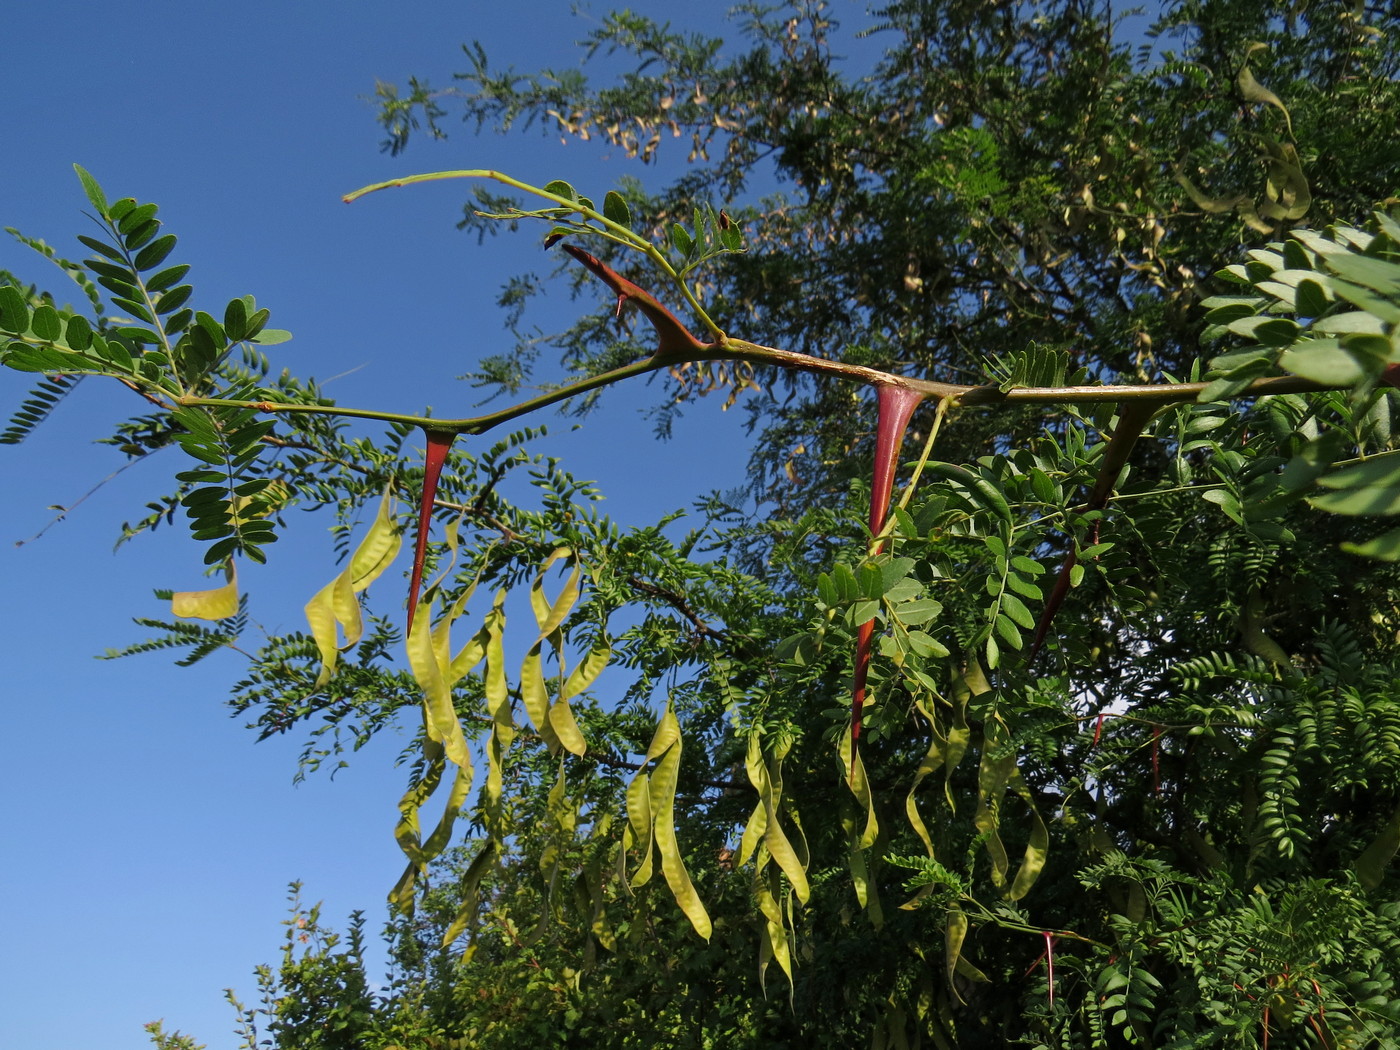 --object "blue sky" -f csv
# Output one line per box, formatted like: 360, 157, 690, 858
0, 3, 759, 1047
